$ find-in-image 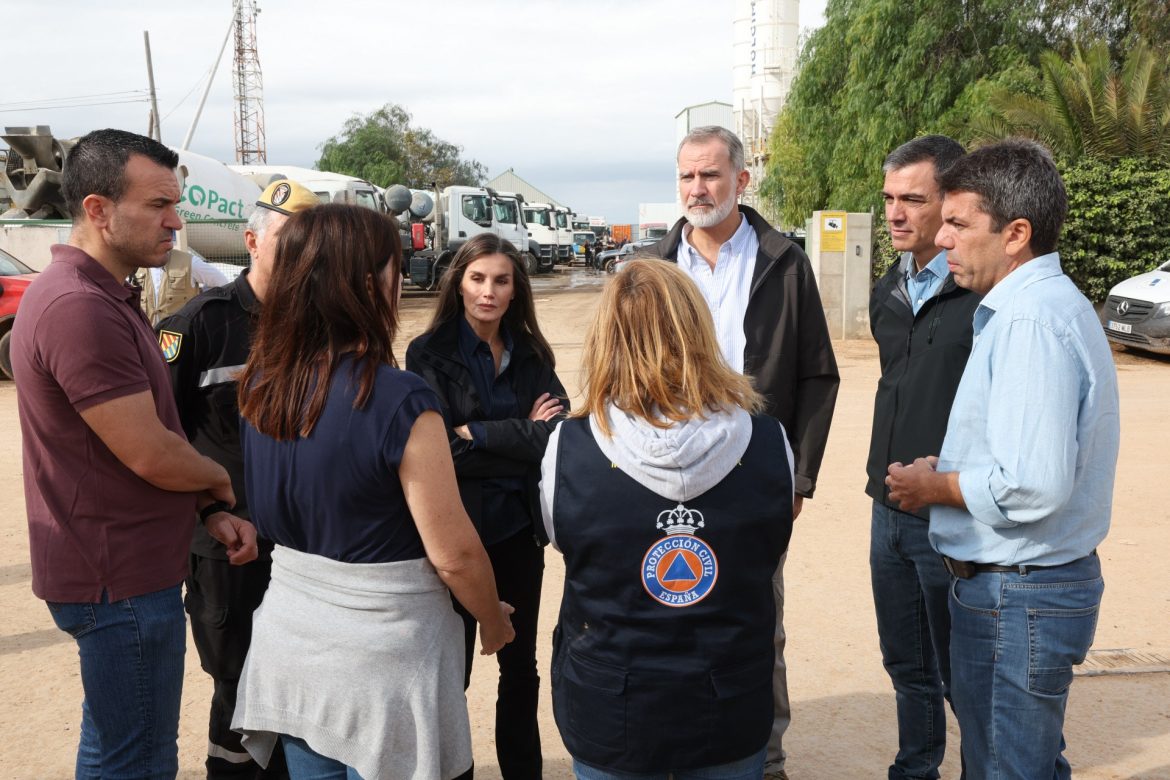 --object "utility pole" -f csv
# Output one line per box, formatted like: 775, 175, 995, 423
233, 0, 266, 164
143, 31, 162, 141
